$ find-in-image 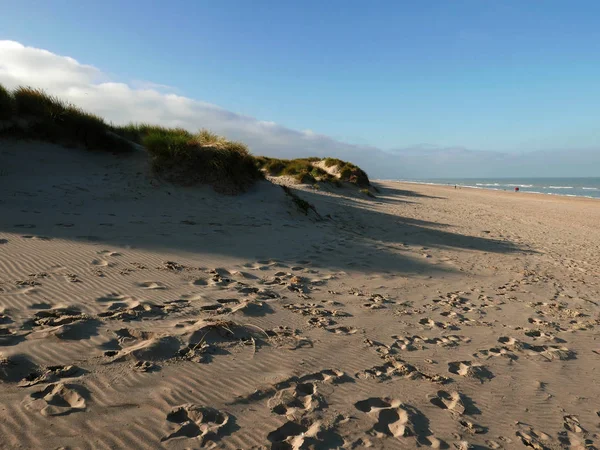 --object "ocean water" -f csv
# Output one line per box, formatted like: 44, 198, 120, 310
398, 178, 600, 199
